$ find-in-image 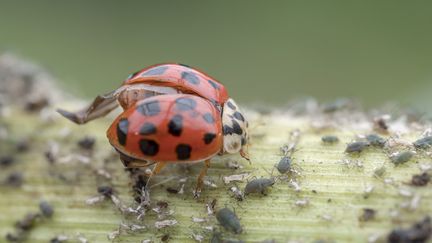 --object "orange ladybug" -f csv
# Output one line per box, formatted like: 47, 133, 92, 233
58, 64, 249, 194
